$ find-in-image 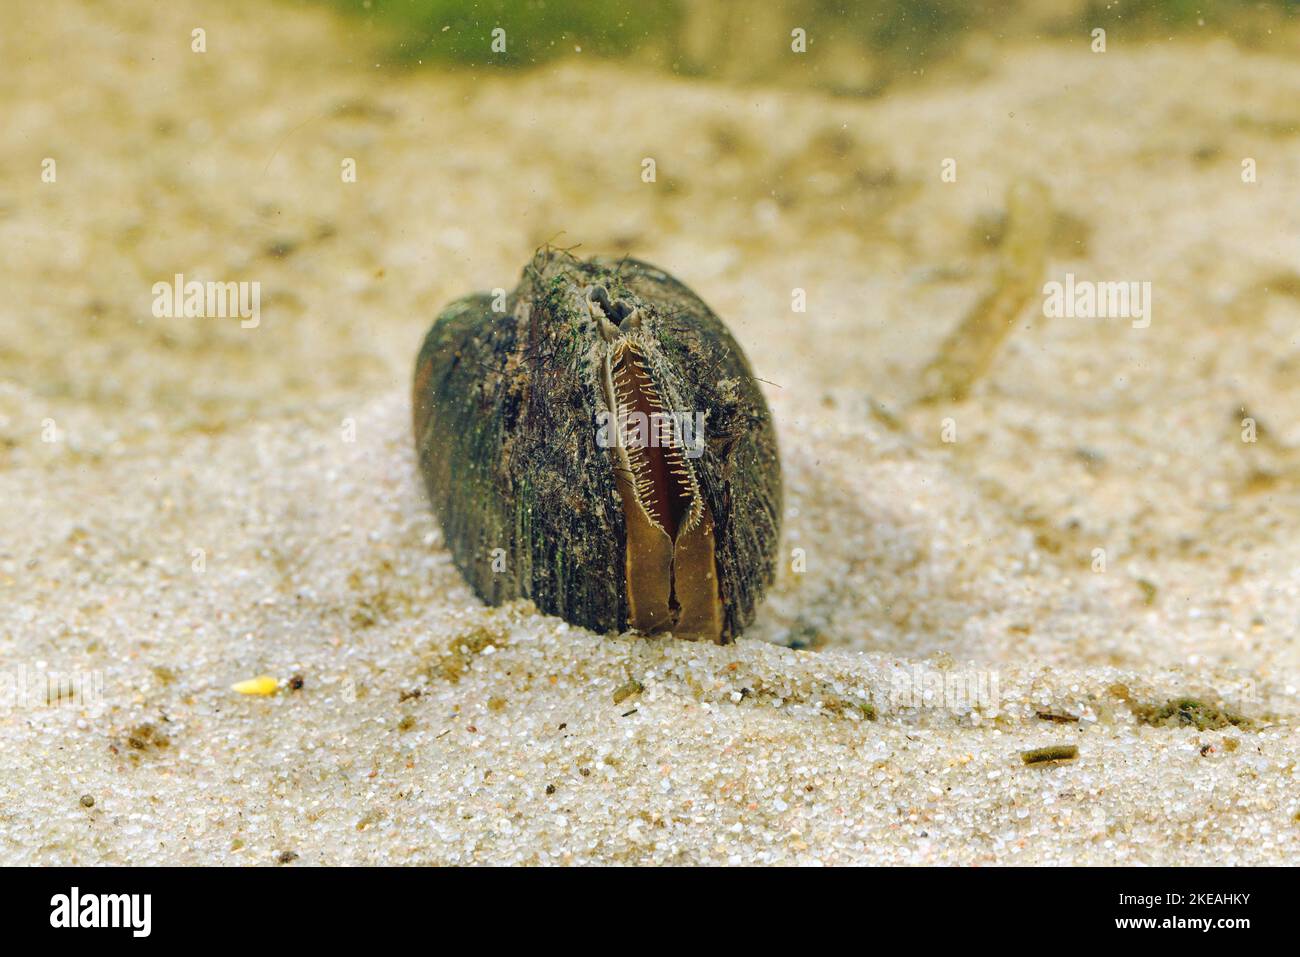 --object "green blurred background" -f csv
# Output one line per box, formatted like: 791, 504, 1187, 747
329, 0, 1298, 93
